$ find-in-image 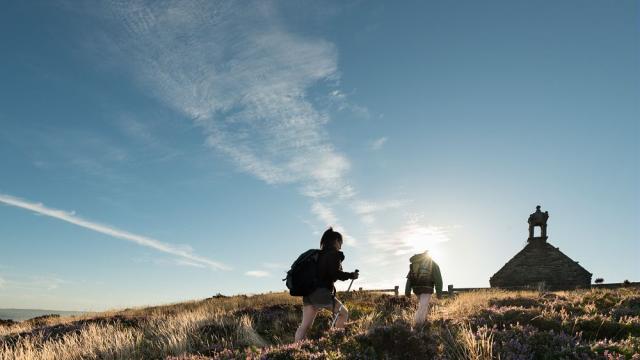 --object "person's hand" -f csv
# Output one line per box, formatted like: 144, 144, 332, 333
351, 271, 359, 280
